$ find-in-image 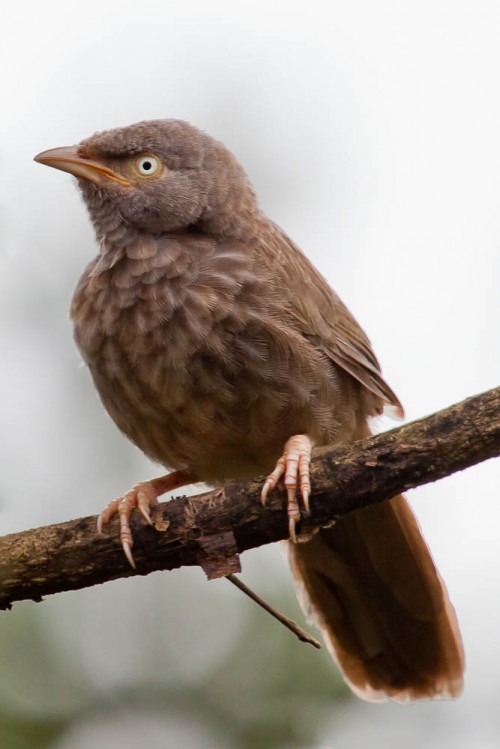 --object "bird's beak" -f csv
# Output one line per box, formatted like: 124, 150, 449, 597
34, 146, 130, 187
